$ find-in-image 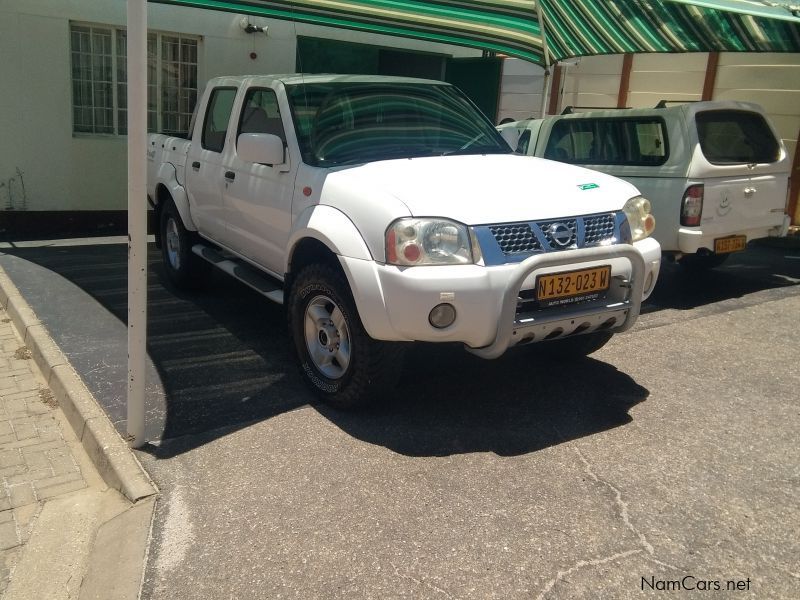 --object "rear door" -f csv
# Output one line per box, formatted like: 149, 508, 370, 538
185, 86, 238, 242
692, 109, 788, 236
